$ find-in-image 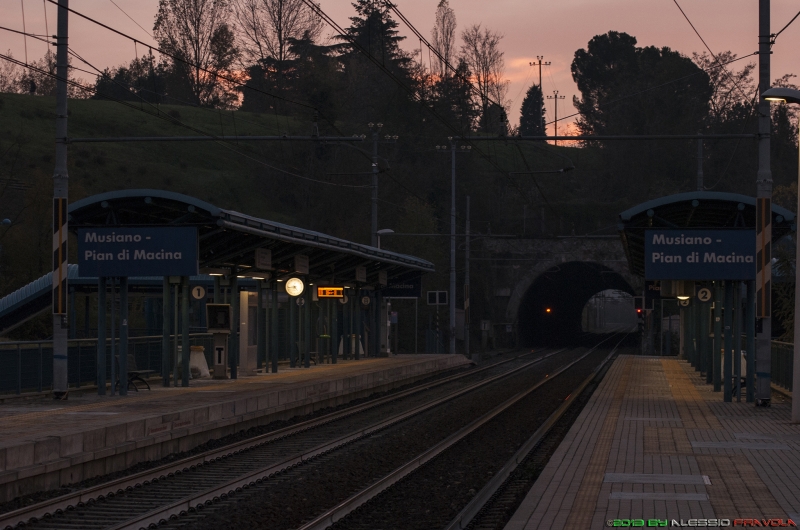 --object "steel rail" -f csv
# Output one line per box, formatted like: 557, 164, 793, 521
444, 336, 625, 530
0, 348, 554, 530
67, 136, 366, 144
103, 349, 565, 530
296, 334, 622, 530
